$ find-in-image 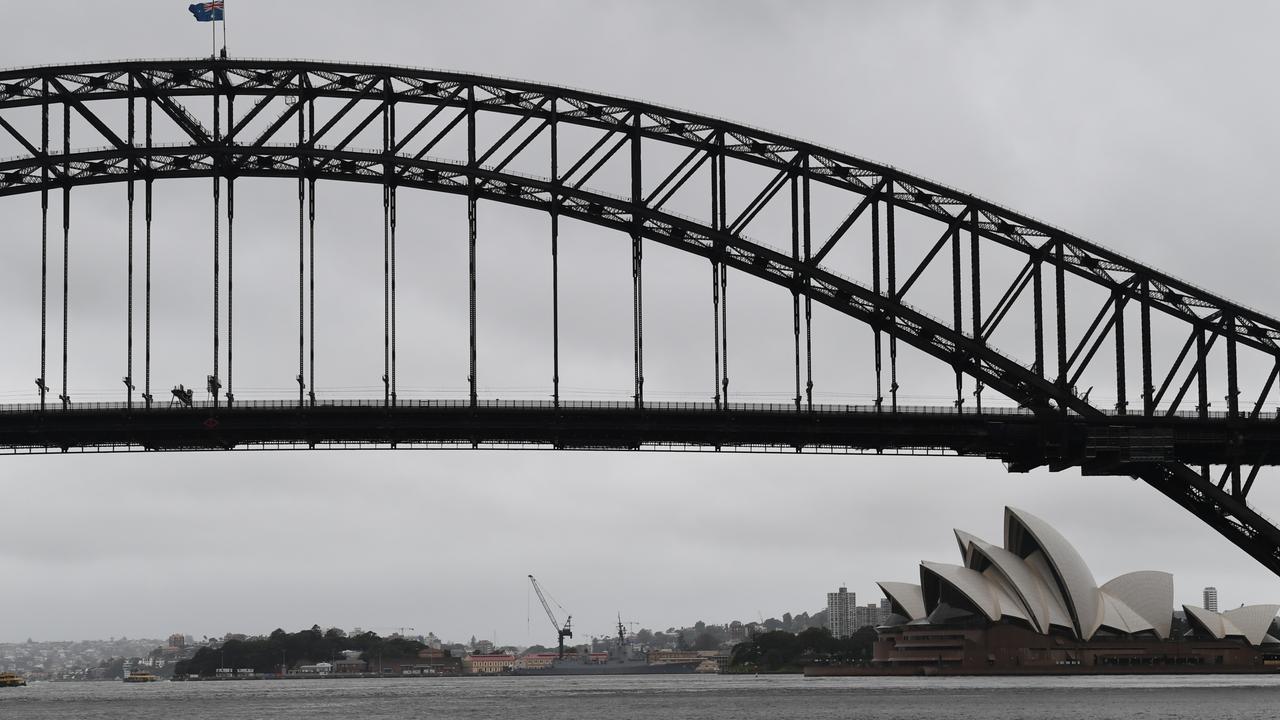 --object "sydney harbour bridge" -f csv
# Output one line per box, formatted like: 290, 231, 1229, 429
2, 59, 1280, 575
